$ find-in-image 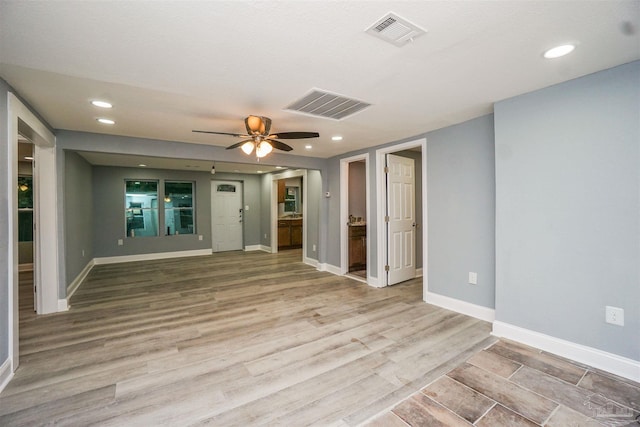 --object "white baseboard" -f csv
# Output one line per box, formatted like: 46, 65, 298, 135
67, 259, 95, 300
416, 268, 423, 278
94, 249, 212, 265
0, 358, 13, 395
425, 291, 495, 323
57, 299, 69, 312
367, 276, 383, 288
303, 256, 319, 268
260, 245, 271, 253
492, 321, 640, 383
244, 245, 262, 251
318, 263, 342, 276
